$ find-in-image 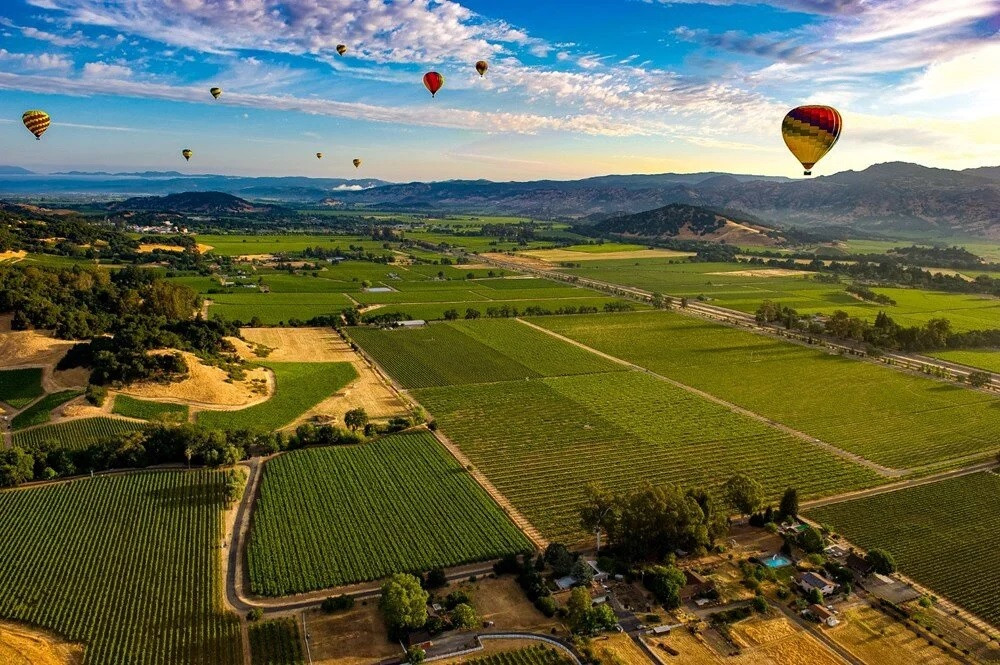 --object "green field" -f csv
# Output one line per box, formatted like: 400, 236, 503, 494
562, 242, 648, 253
351, 320, 622, 389
926, 349, 1000, 374
414, 370, 881, 541
11, 390, 82, 430
466, 646, 572, 665
198, 362, 356, 431
0, 470, 242, 665
0, 368, 45, 408
195, 234, 386, 256
248, 618, 305, 665
113, 395, 190, 421
361, 297, 642, 323
556, 260, 1000, 331
247, 432, 532, 595
13, 417, 146, 450
536, 312, 1000, 470
808, 472, 1000, 627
